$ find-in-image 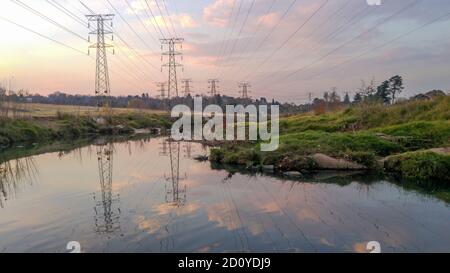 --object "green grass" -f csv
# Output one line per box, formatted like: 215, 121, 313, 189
210, 95, 450, 183
384, 151, 450, 185
0, 112, 171, 149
